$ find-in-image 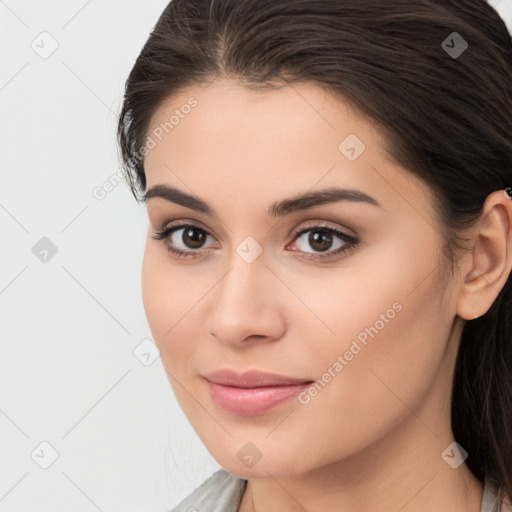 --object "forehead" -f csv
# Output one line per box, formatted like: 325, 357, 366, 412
145, 78, 372, 156
145, 77, 380, 163
143, 78, 435, 221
